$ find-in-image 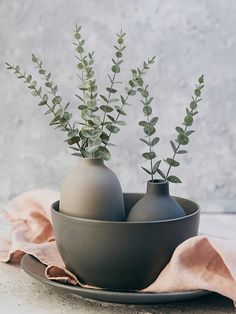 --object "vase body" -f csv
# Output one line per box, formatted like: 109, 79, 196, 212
60, 158, 125, 221
127, 180, 186, 221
